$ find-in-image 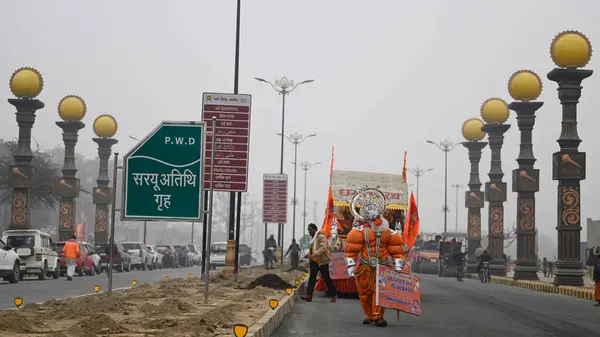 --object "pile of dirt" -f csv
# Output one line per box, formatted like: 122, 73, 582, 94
144, 317, 180, 329
142, 298, 194, 316
0, 311, 33, 333
157, 282, 190, 297
69, 313, 127, 335
244, 273, 293, 290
